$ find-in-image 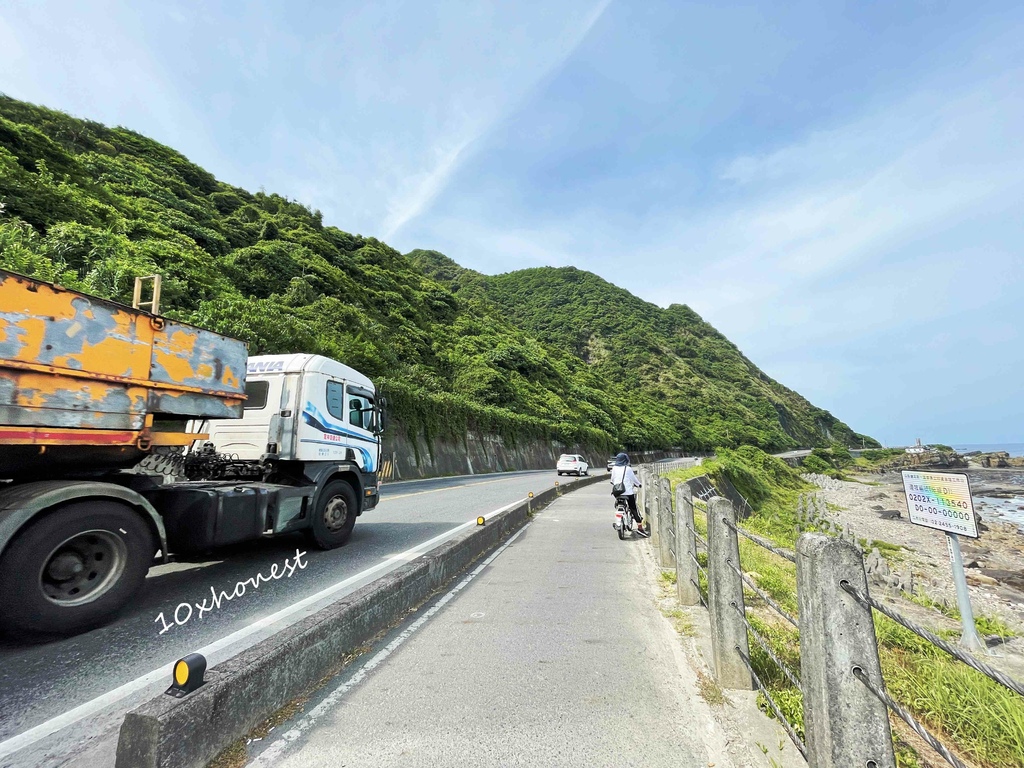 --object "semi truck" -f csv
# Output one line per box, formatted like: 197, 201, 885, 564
0, 269, 386, 636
